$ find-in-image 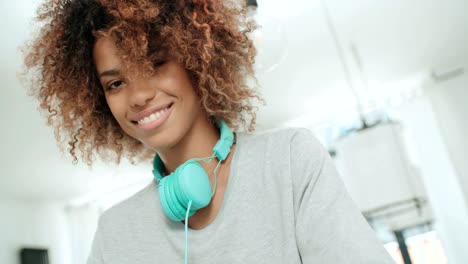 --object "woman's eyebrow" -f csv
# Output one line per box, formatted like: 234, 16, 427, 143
98, 69, 120, 78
